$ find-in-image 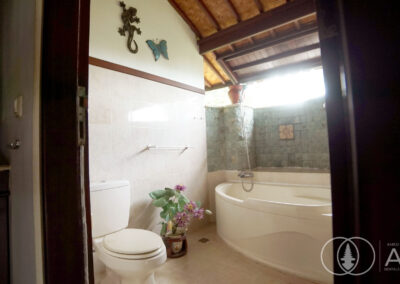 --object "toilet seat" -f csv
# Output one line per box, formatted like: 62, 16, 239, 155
96, 229, 165, 260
